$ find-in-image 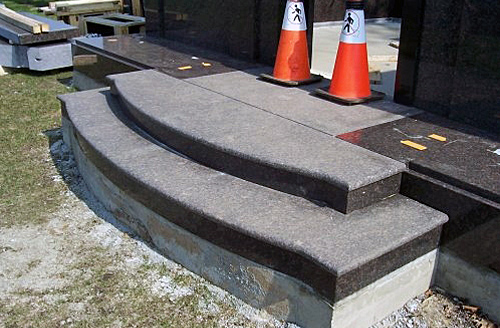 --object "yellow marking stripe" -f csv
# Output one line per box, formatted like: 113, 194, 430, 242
178, 65, 192, 70
401, 140, 427, 151
428, 134, 447, 142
